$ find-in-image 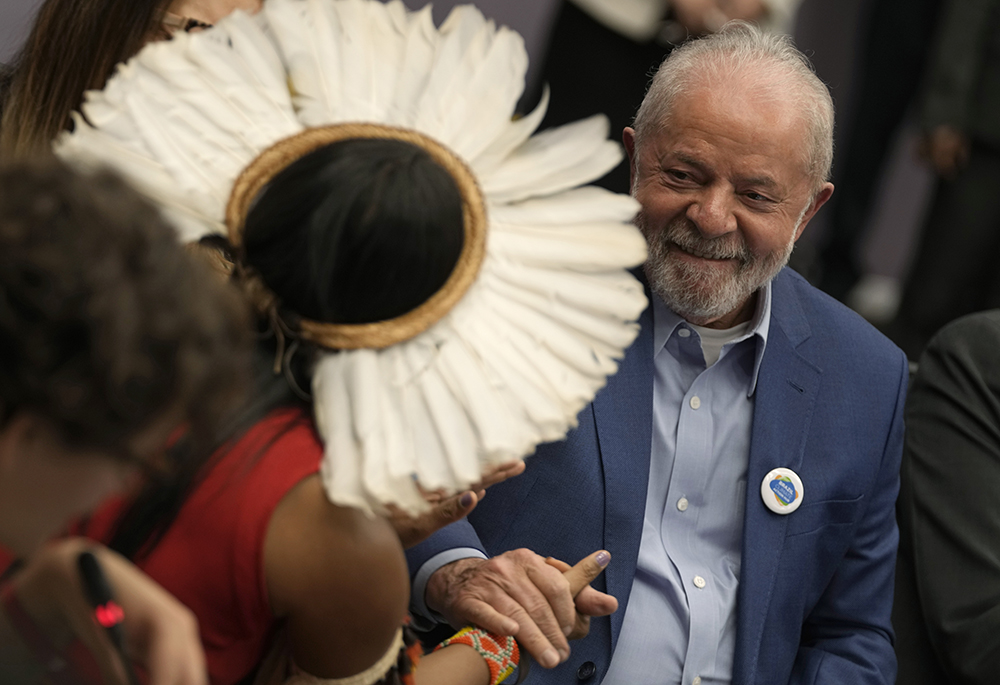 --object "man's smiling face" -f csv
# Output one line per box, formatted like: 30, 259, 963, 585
625, 77, 833, 328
